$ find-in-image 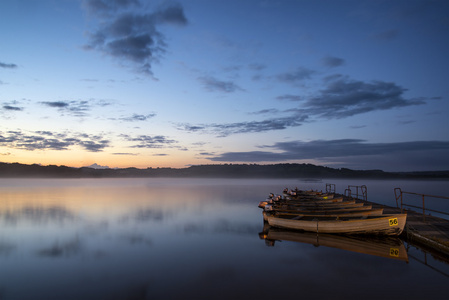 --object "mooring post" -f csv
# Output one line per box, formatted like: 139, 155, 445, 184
422, 194, 426, 222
